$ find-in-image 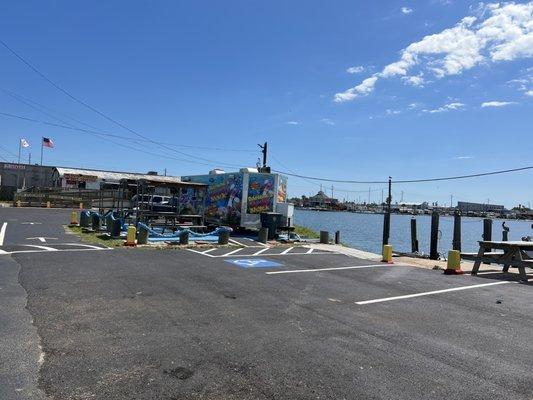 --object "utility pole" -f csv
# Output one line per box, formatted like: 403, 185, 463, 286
383, 177, 392, 246
331, 185, 334, 199
257, 142, 268, 171
450, 194, 453, 208
368, 187, 371, 204
381, 189, 384, 206
400, 190, 404, 203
